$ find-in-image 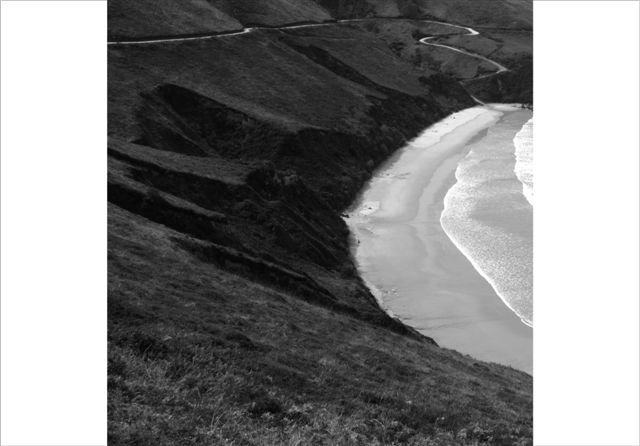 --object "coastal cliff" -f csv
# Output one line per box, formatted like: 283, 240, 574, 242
108, 1, 533, 444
